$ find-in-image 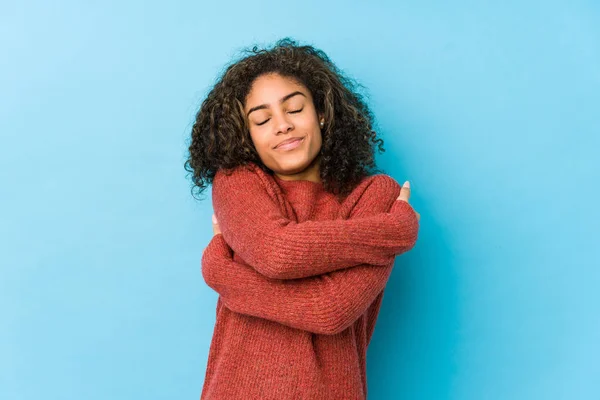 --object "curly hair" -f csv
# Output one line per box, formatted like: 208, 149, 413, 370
184, 37, 386, 201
